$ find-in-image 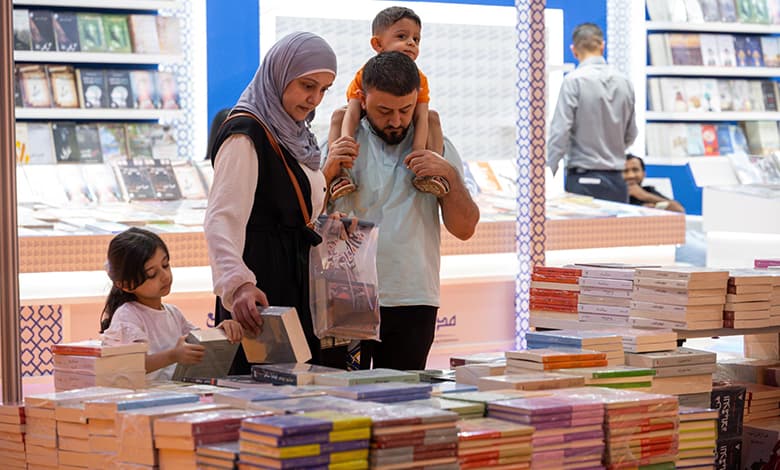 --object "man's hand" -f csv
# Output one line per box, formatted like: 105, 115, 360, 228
403, 149, 455, 181
231, 282, 267, 337
627, 181, 647, 199
323, 136, 359, 185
